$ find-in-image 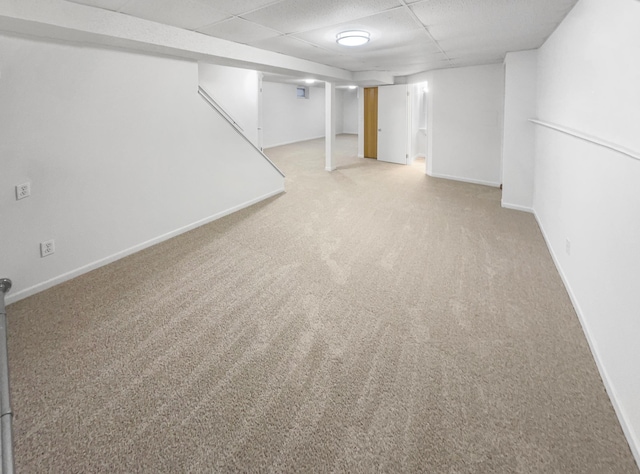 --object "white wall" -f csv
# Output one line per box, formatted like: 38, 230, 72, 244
502, 50, 538, 212
427, 64, 505, 186
342, 88, 358, 134
0, 34, 284, 303
533, 0, 640, 464
198, 63, 260, 147
261, 81, 326, 148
